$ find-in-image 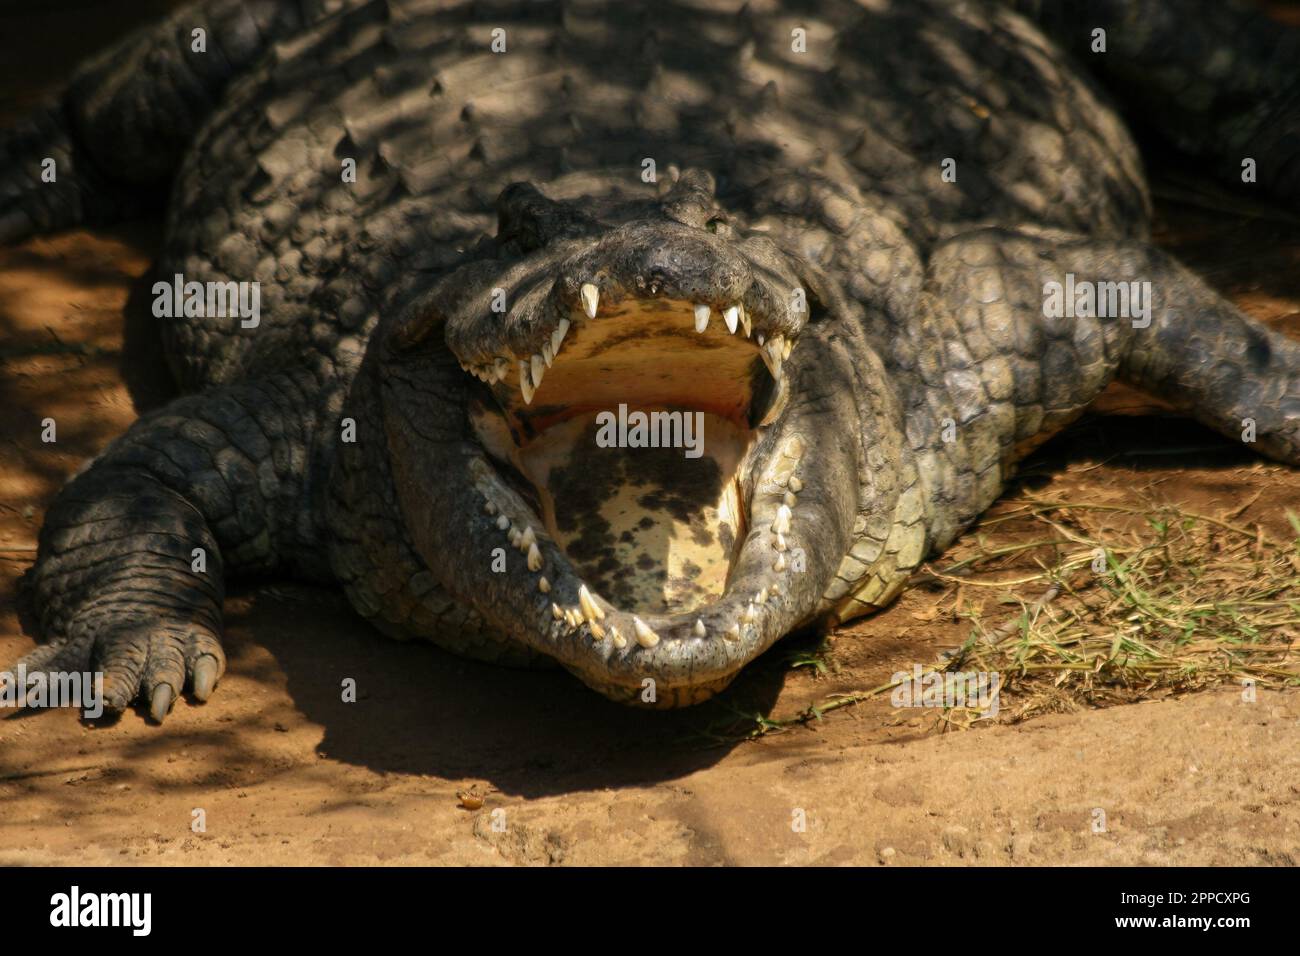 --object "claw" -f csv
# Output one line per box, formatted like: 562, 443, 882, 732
149, 683, 174, 723
192, 655, 219, 701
